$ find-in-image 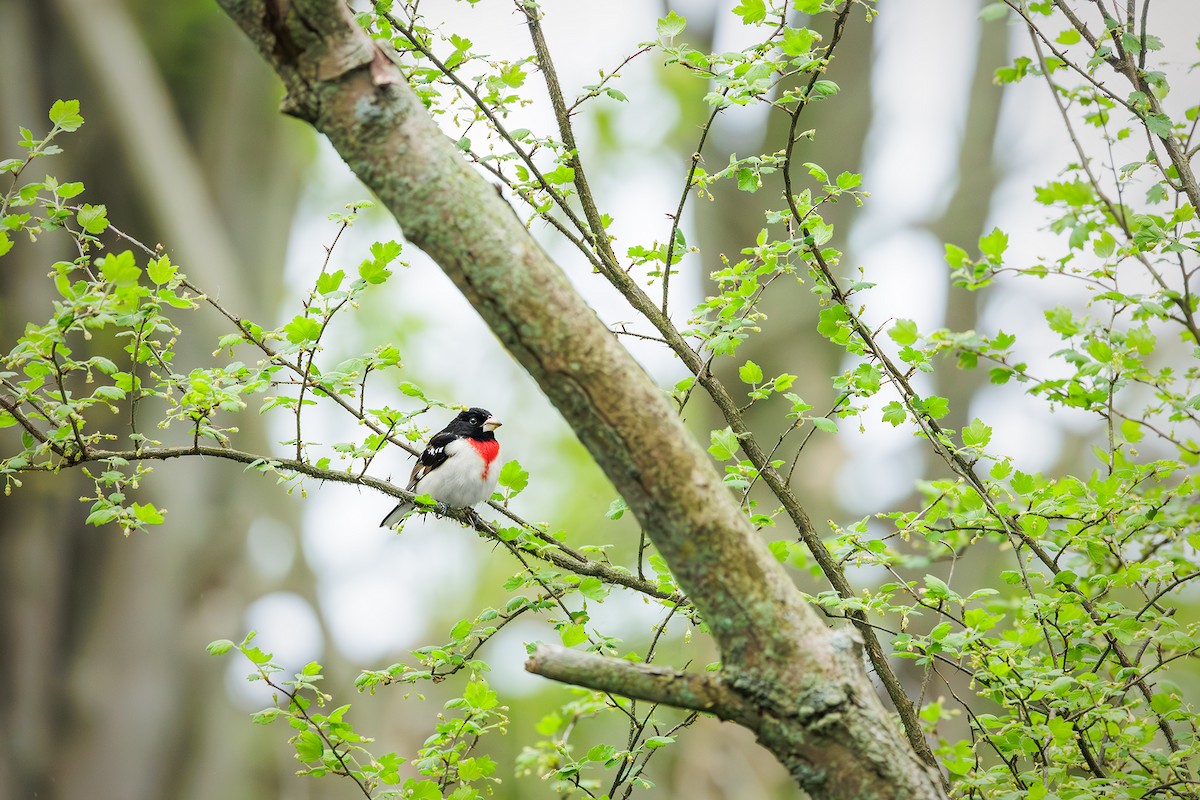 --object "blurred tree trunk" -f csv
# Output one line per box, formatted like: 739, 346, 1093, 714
929, 16, 1008, 430
885, 10, 1011, 716
0, 1, 312, 798
695, 9, 876, 532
